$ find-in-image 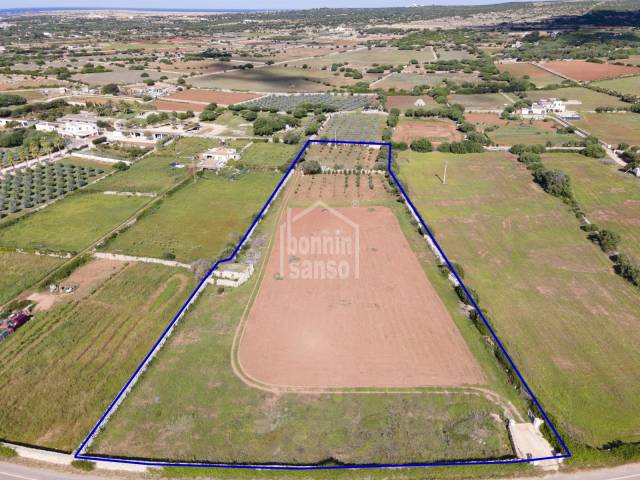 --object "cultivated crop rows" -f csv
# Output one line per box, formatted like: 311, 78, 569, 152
242, 94, 373, 111
0, 163, 103, 218
320, 113, 386, 142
